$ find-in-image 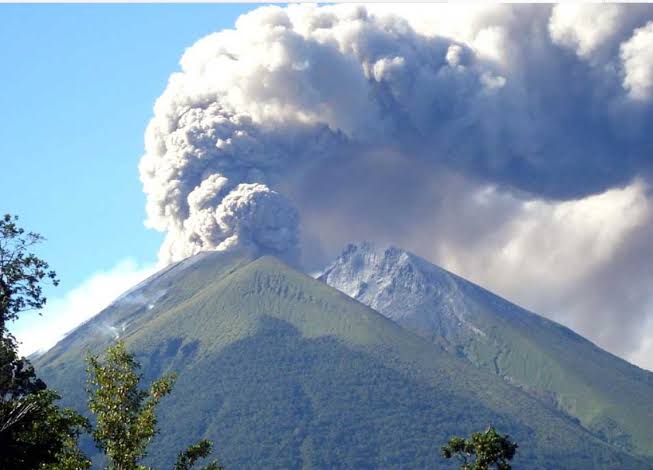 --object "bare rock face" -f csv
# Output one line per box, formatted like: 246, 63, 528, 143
319, 242, 490, 348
